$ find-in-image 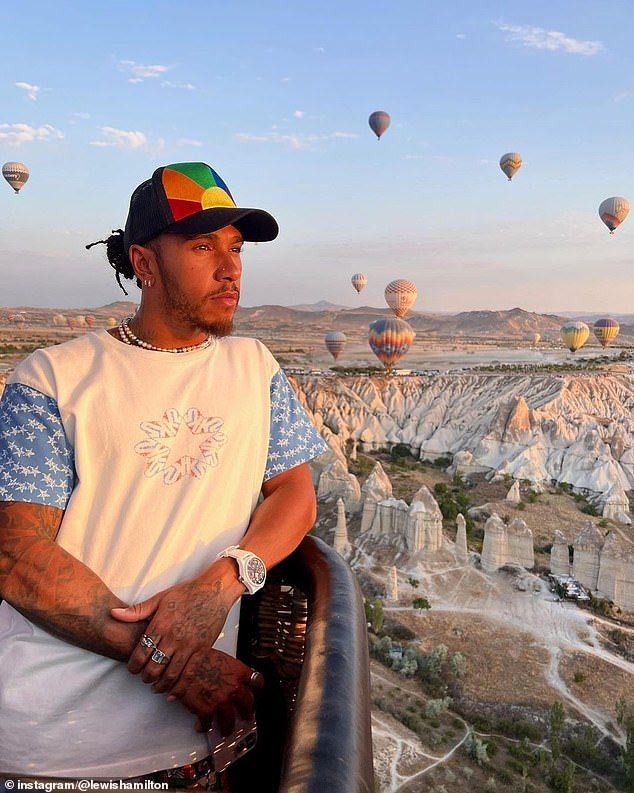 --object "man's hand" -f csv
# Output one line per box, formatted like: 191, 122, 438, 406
164, 649, 264, 736
110, 559, 245, 685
